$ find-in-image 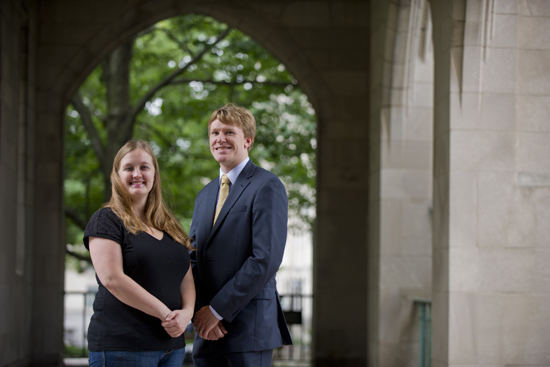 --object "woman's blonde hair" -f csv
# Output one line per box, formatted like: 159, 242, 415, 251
105, 140, 191, 249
